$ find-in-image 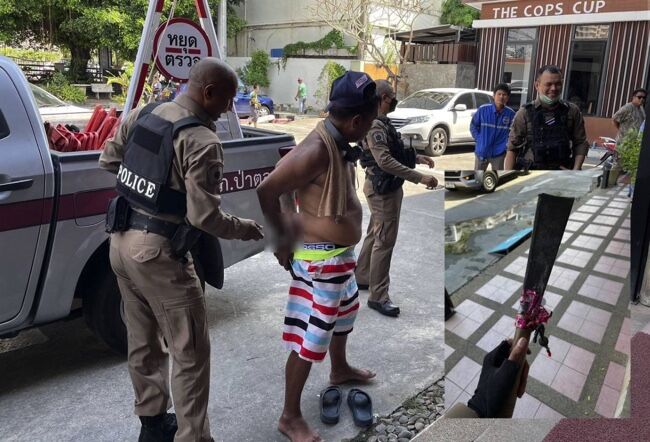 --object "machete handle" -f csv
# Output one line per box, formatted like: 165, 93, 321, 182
497, 327, 532, 418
